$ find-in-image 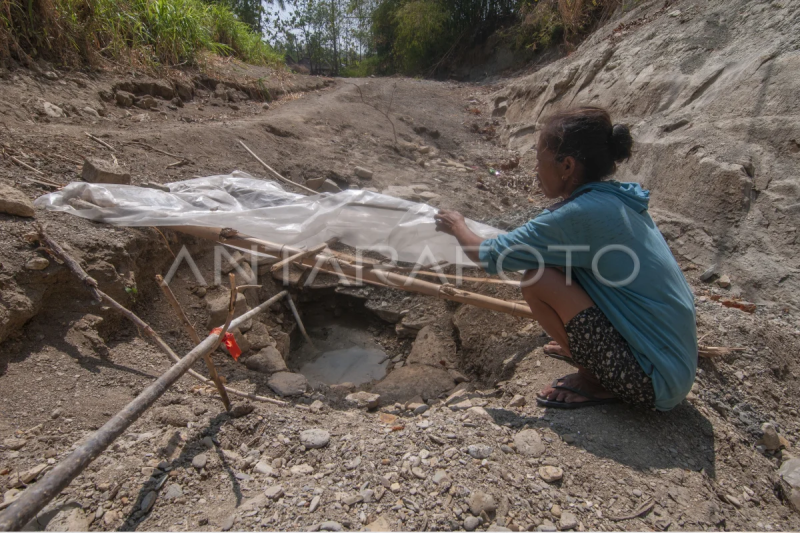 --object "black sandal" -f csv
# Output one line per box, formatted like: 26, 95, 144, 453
536, 378, 621, 409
